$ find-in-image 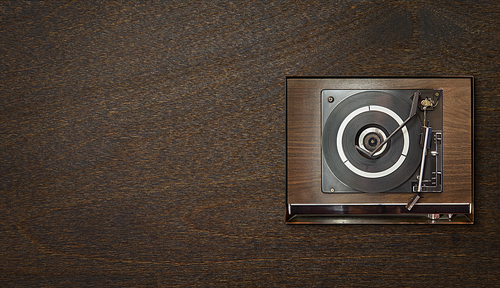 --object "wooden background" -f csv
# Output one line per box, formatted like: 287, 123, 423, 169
1, 1, 499, 286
